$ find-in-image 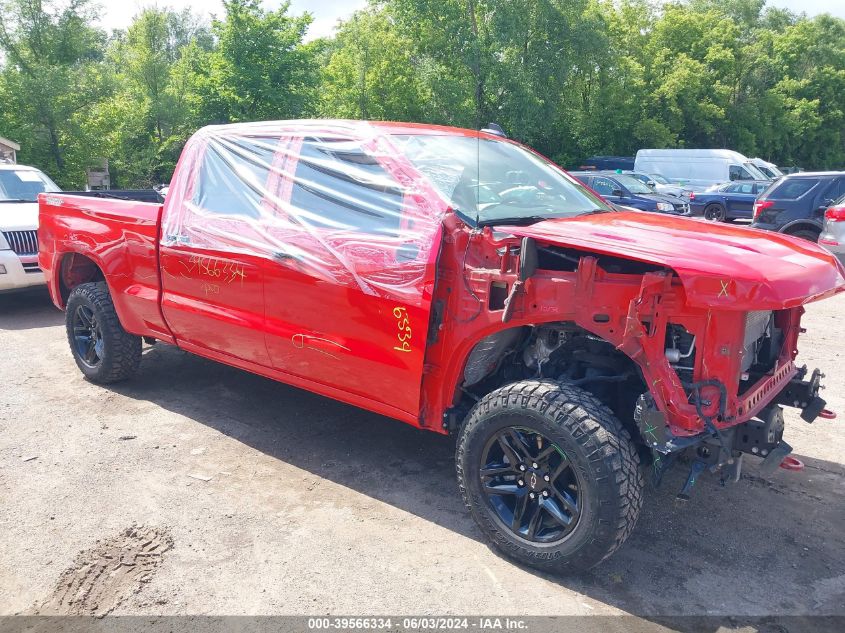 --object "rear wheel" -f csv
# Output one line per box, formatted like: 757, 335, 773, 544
66, 282, 141, 383
456, 380, 643, 572
704, 203, 726, 222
